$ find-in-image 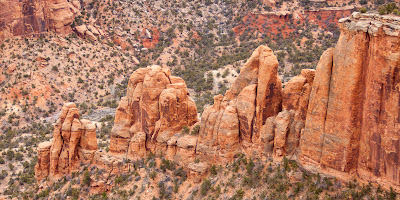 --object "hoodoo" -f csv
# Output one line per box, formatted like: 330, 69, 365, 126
35, 103, 98, 181
109, 65, 198, 159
